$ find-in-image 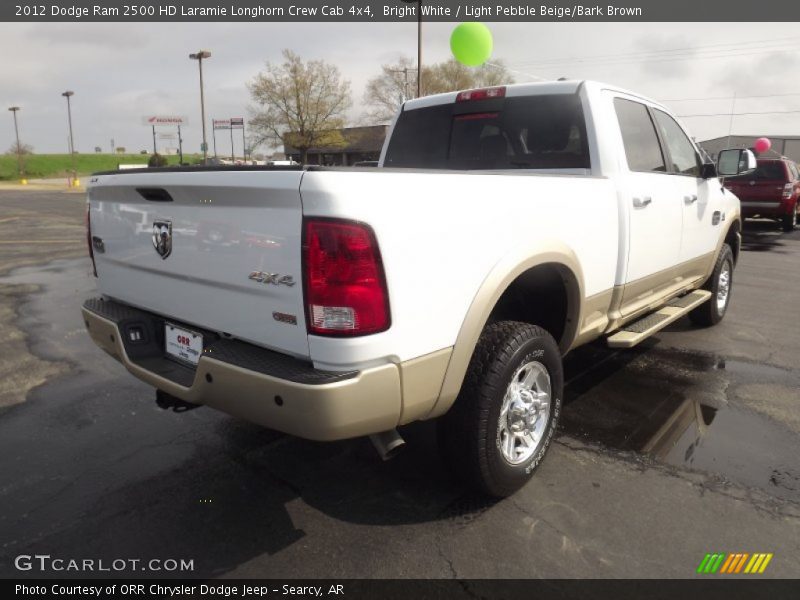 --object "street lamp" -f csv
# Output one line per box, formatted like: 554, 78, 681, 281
8, 106, 23, 179
61, 91, 77, 185
401, 0, 422, 97
189, 50, 211, 163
